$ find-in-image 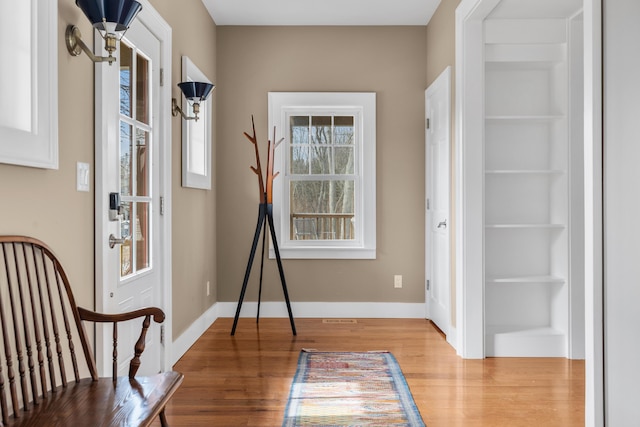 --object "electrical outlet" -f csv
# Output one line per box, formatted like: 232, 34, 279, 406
206, 281, 210, 296
394, 275, 402, 288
